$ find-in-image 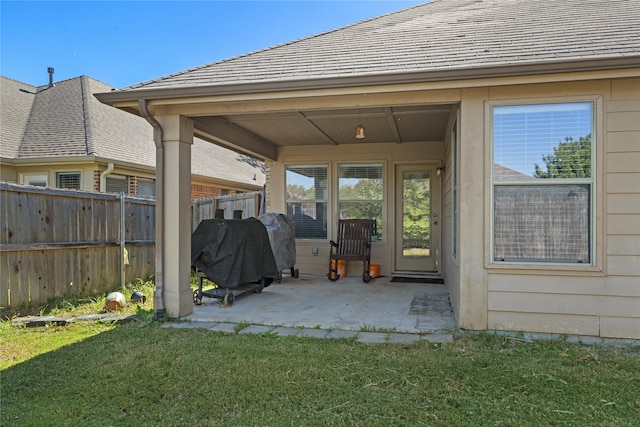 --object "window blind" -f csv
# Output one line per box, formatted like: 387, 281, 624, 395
56, 172, 81, 190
